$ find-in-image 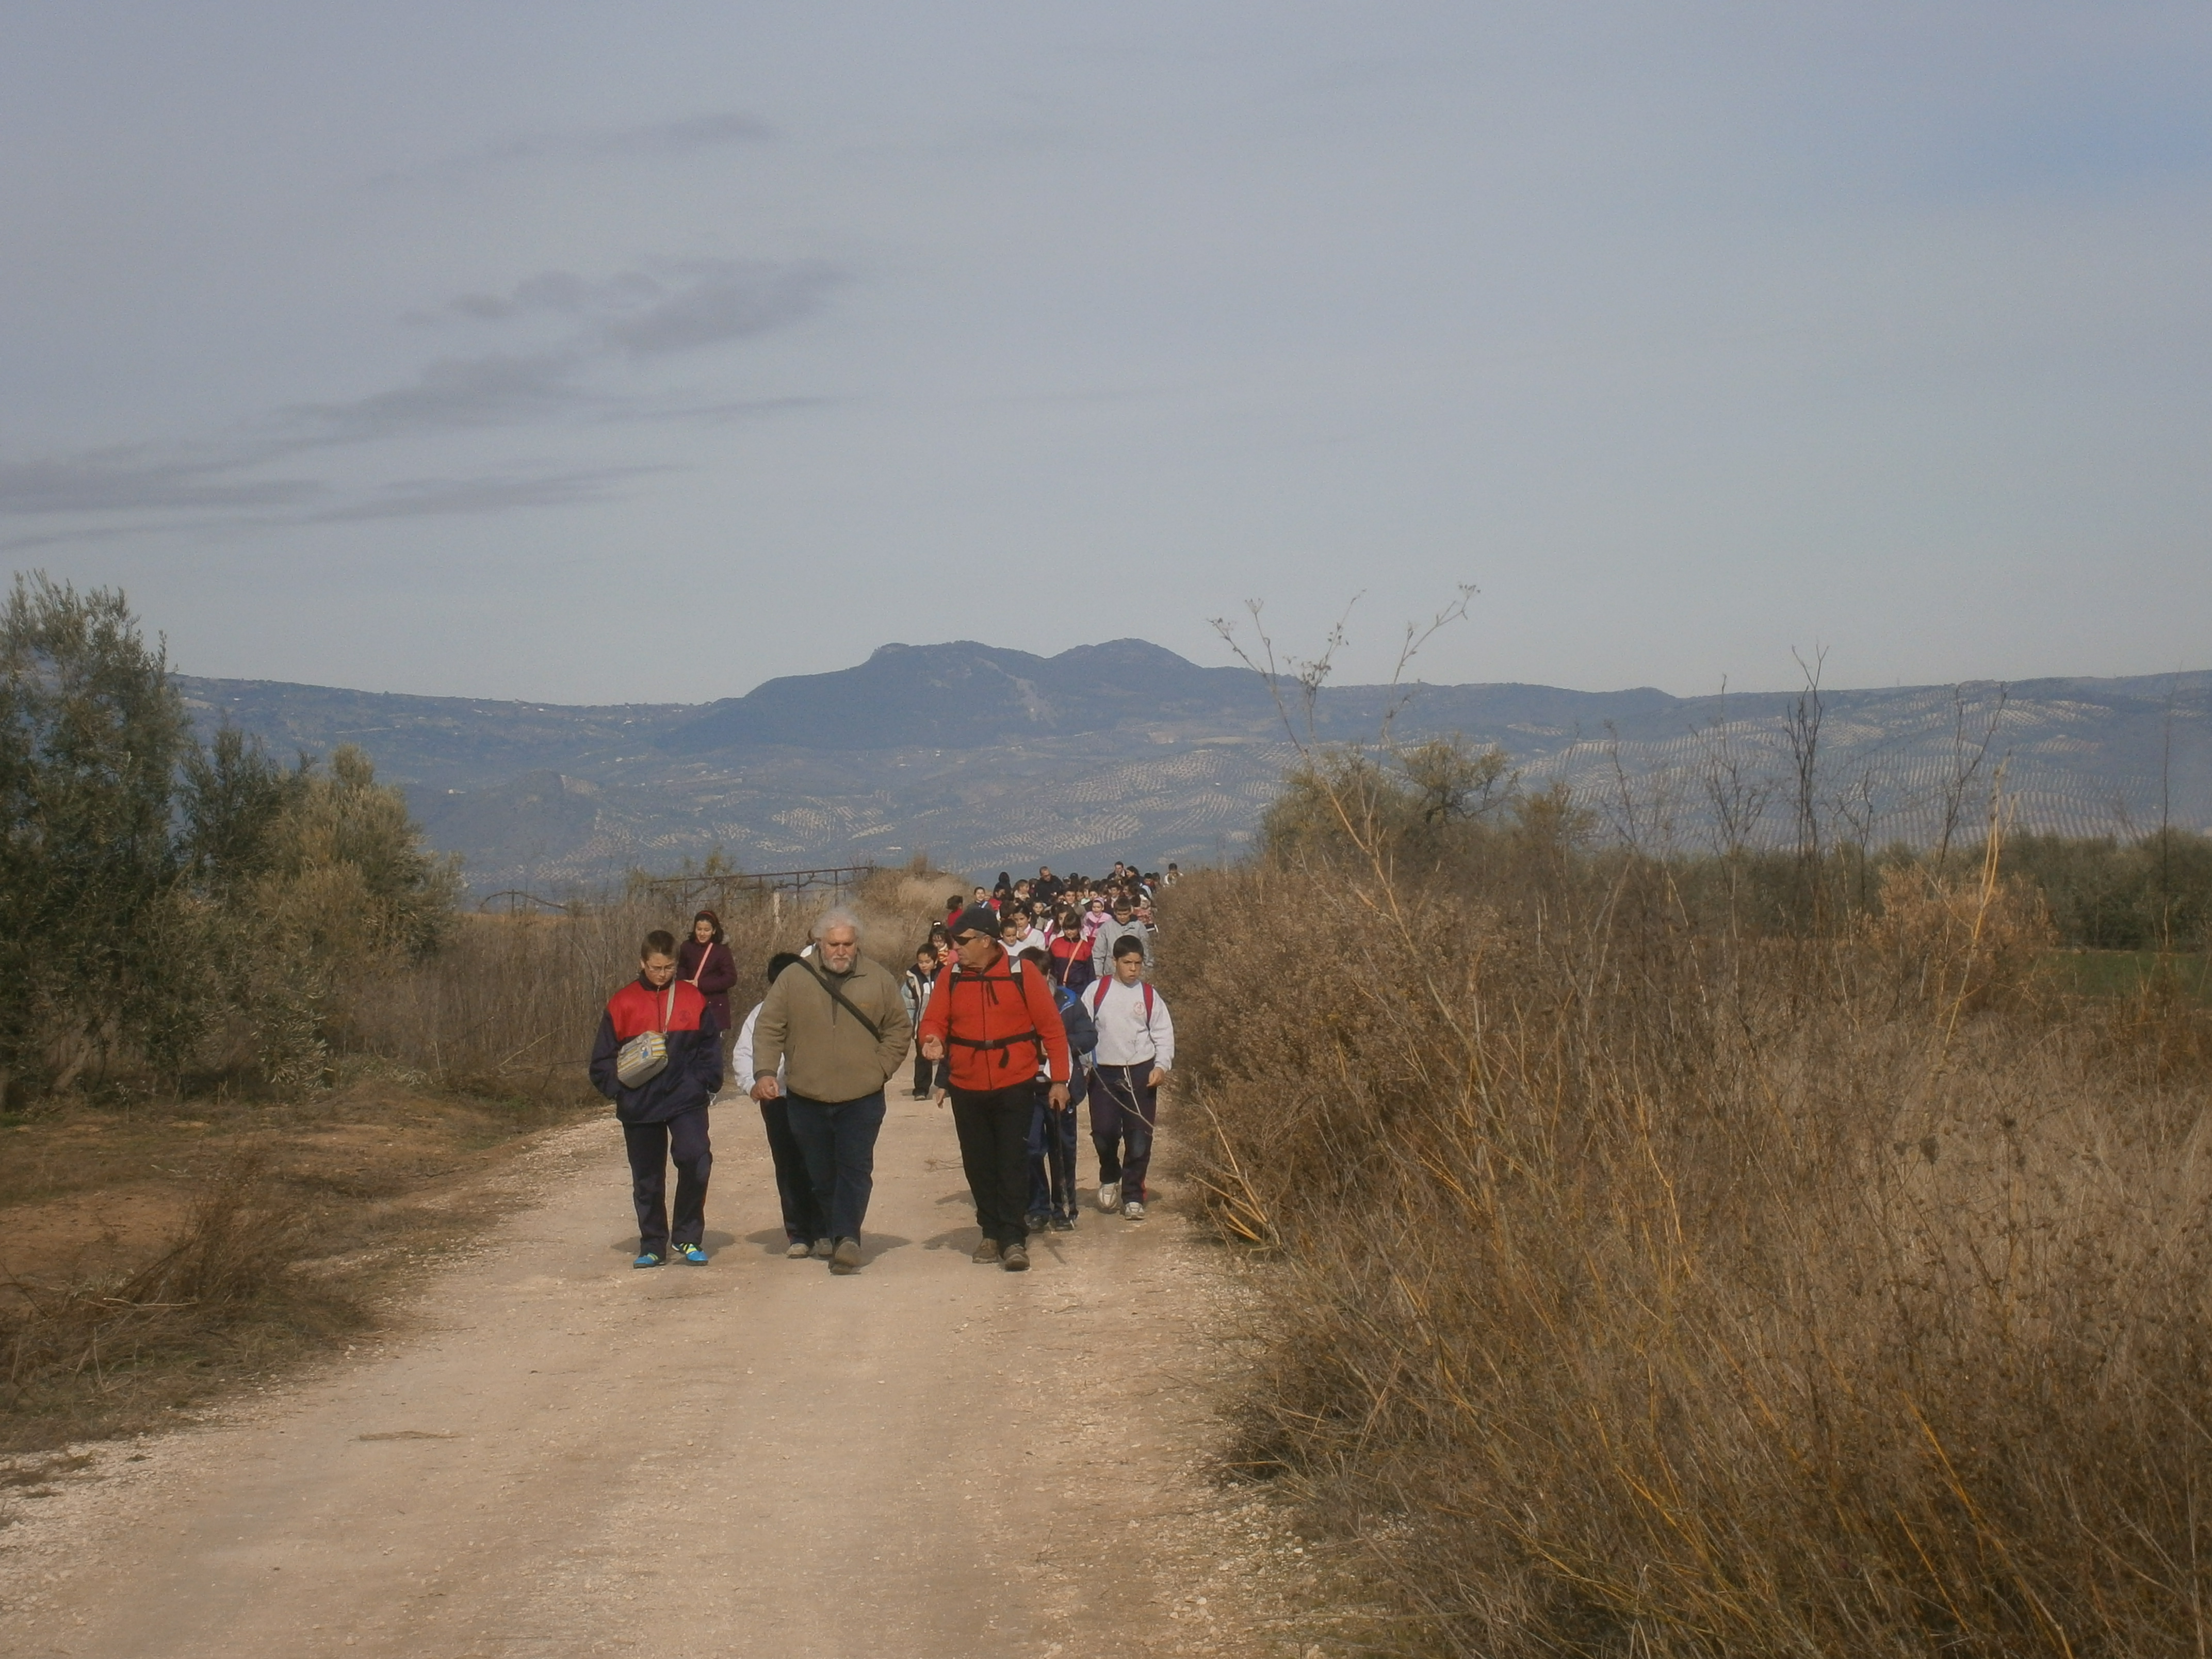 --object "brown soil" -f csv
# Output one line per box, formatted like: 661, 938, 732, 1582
1, 1078, 596, 1449
0, 1091, 1343, 1656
